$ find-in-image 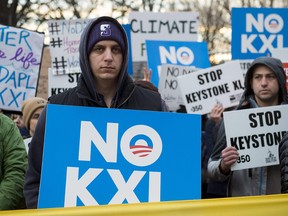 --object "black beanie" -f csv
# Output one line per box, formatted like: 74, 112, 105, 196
87, 21, 125, 54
